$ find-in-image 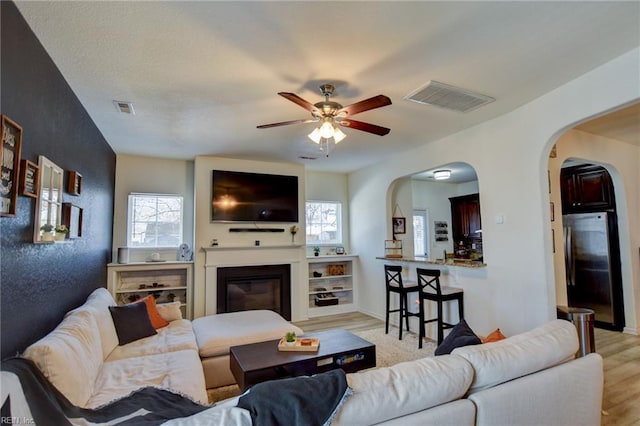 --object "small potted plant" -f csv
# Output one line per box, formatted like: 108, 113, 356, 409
40, 223, 55, 241
313, 246, 320, 257
285, 331, 297, 346
55, 224, 69, 241
289, 225, 299, 243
